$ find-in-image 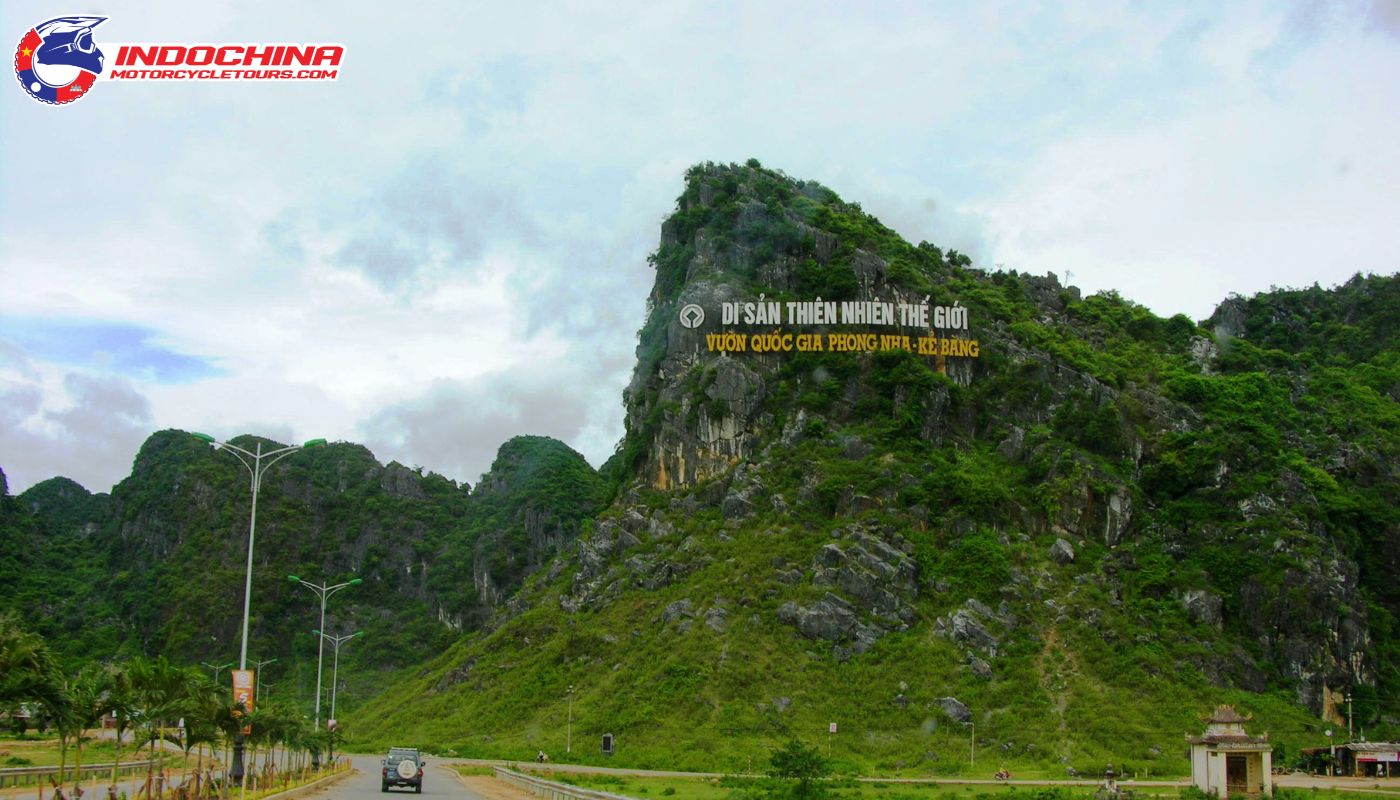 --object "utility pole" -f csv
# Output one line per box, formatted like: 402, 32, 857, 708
567, 685, 574, 755
1347, 693, 1354, 742
971, 720, 976, 767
